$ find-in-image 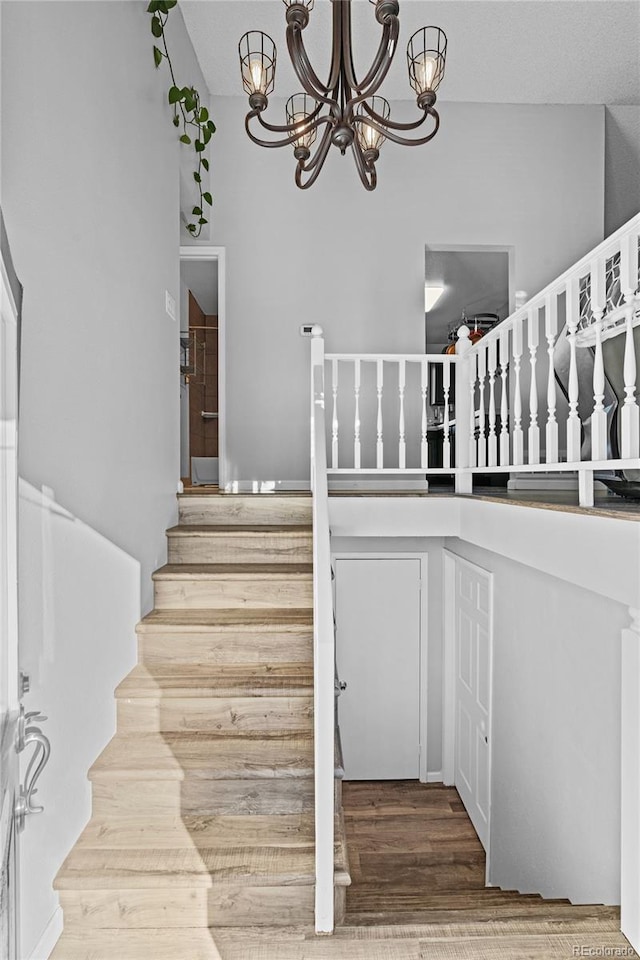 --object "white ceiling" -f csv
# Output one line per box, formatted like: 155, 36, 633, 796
181, 0, 640, 106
